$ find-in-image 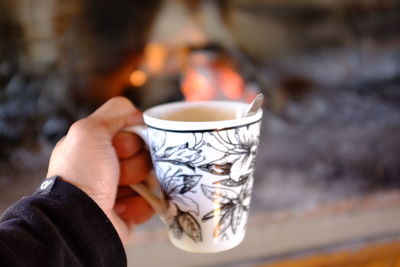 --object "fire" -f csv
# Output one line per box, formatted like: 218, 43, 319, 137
181, 56, 247, 102
130, 70, 147, 87
217, 66, 245, 100
137, 42, 259, 102
181, 69, 215, 101
145, 42, 168, 75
